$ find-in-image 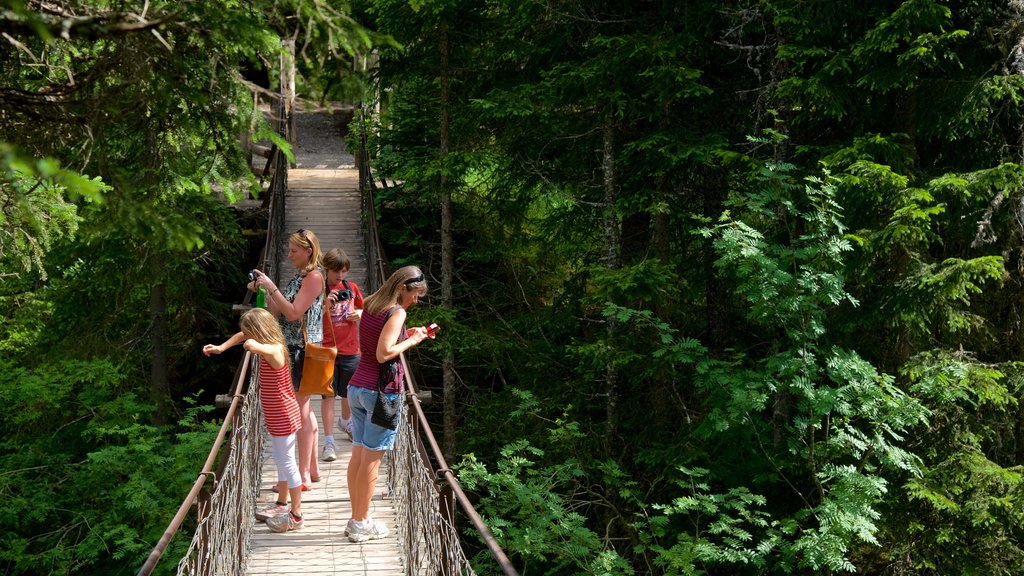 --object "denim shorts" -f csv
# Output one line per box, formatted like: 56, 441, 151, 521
324, 354, 360, 399
348, 385, 400, 451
